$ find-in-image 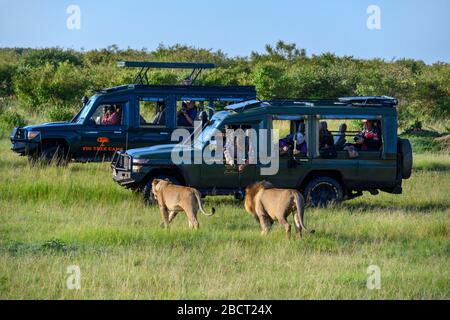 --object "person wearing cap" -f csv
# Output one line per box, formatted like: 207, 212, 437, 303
293, 129, 308, 156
